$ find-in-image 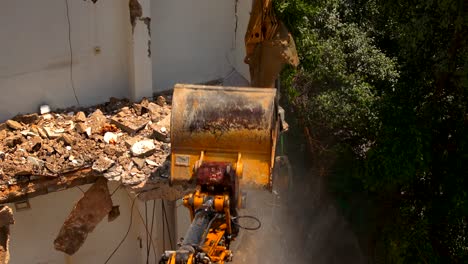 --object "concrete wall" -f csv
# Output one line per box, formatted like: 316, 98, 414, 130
0, 0, 131, 121
151, 0, 242, 91
232, 0, 252, 82
8, 183, 142, 264
8, 182, 179, 264
0, 0, 253, 121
